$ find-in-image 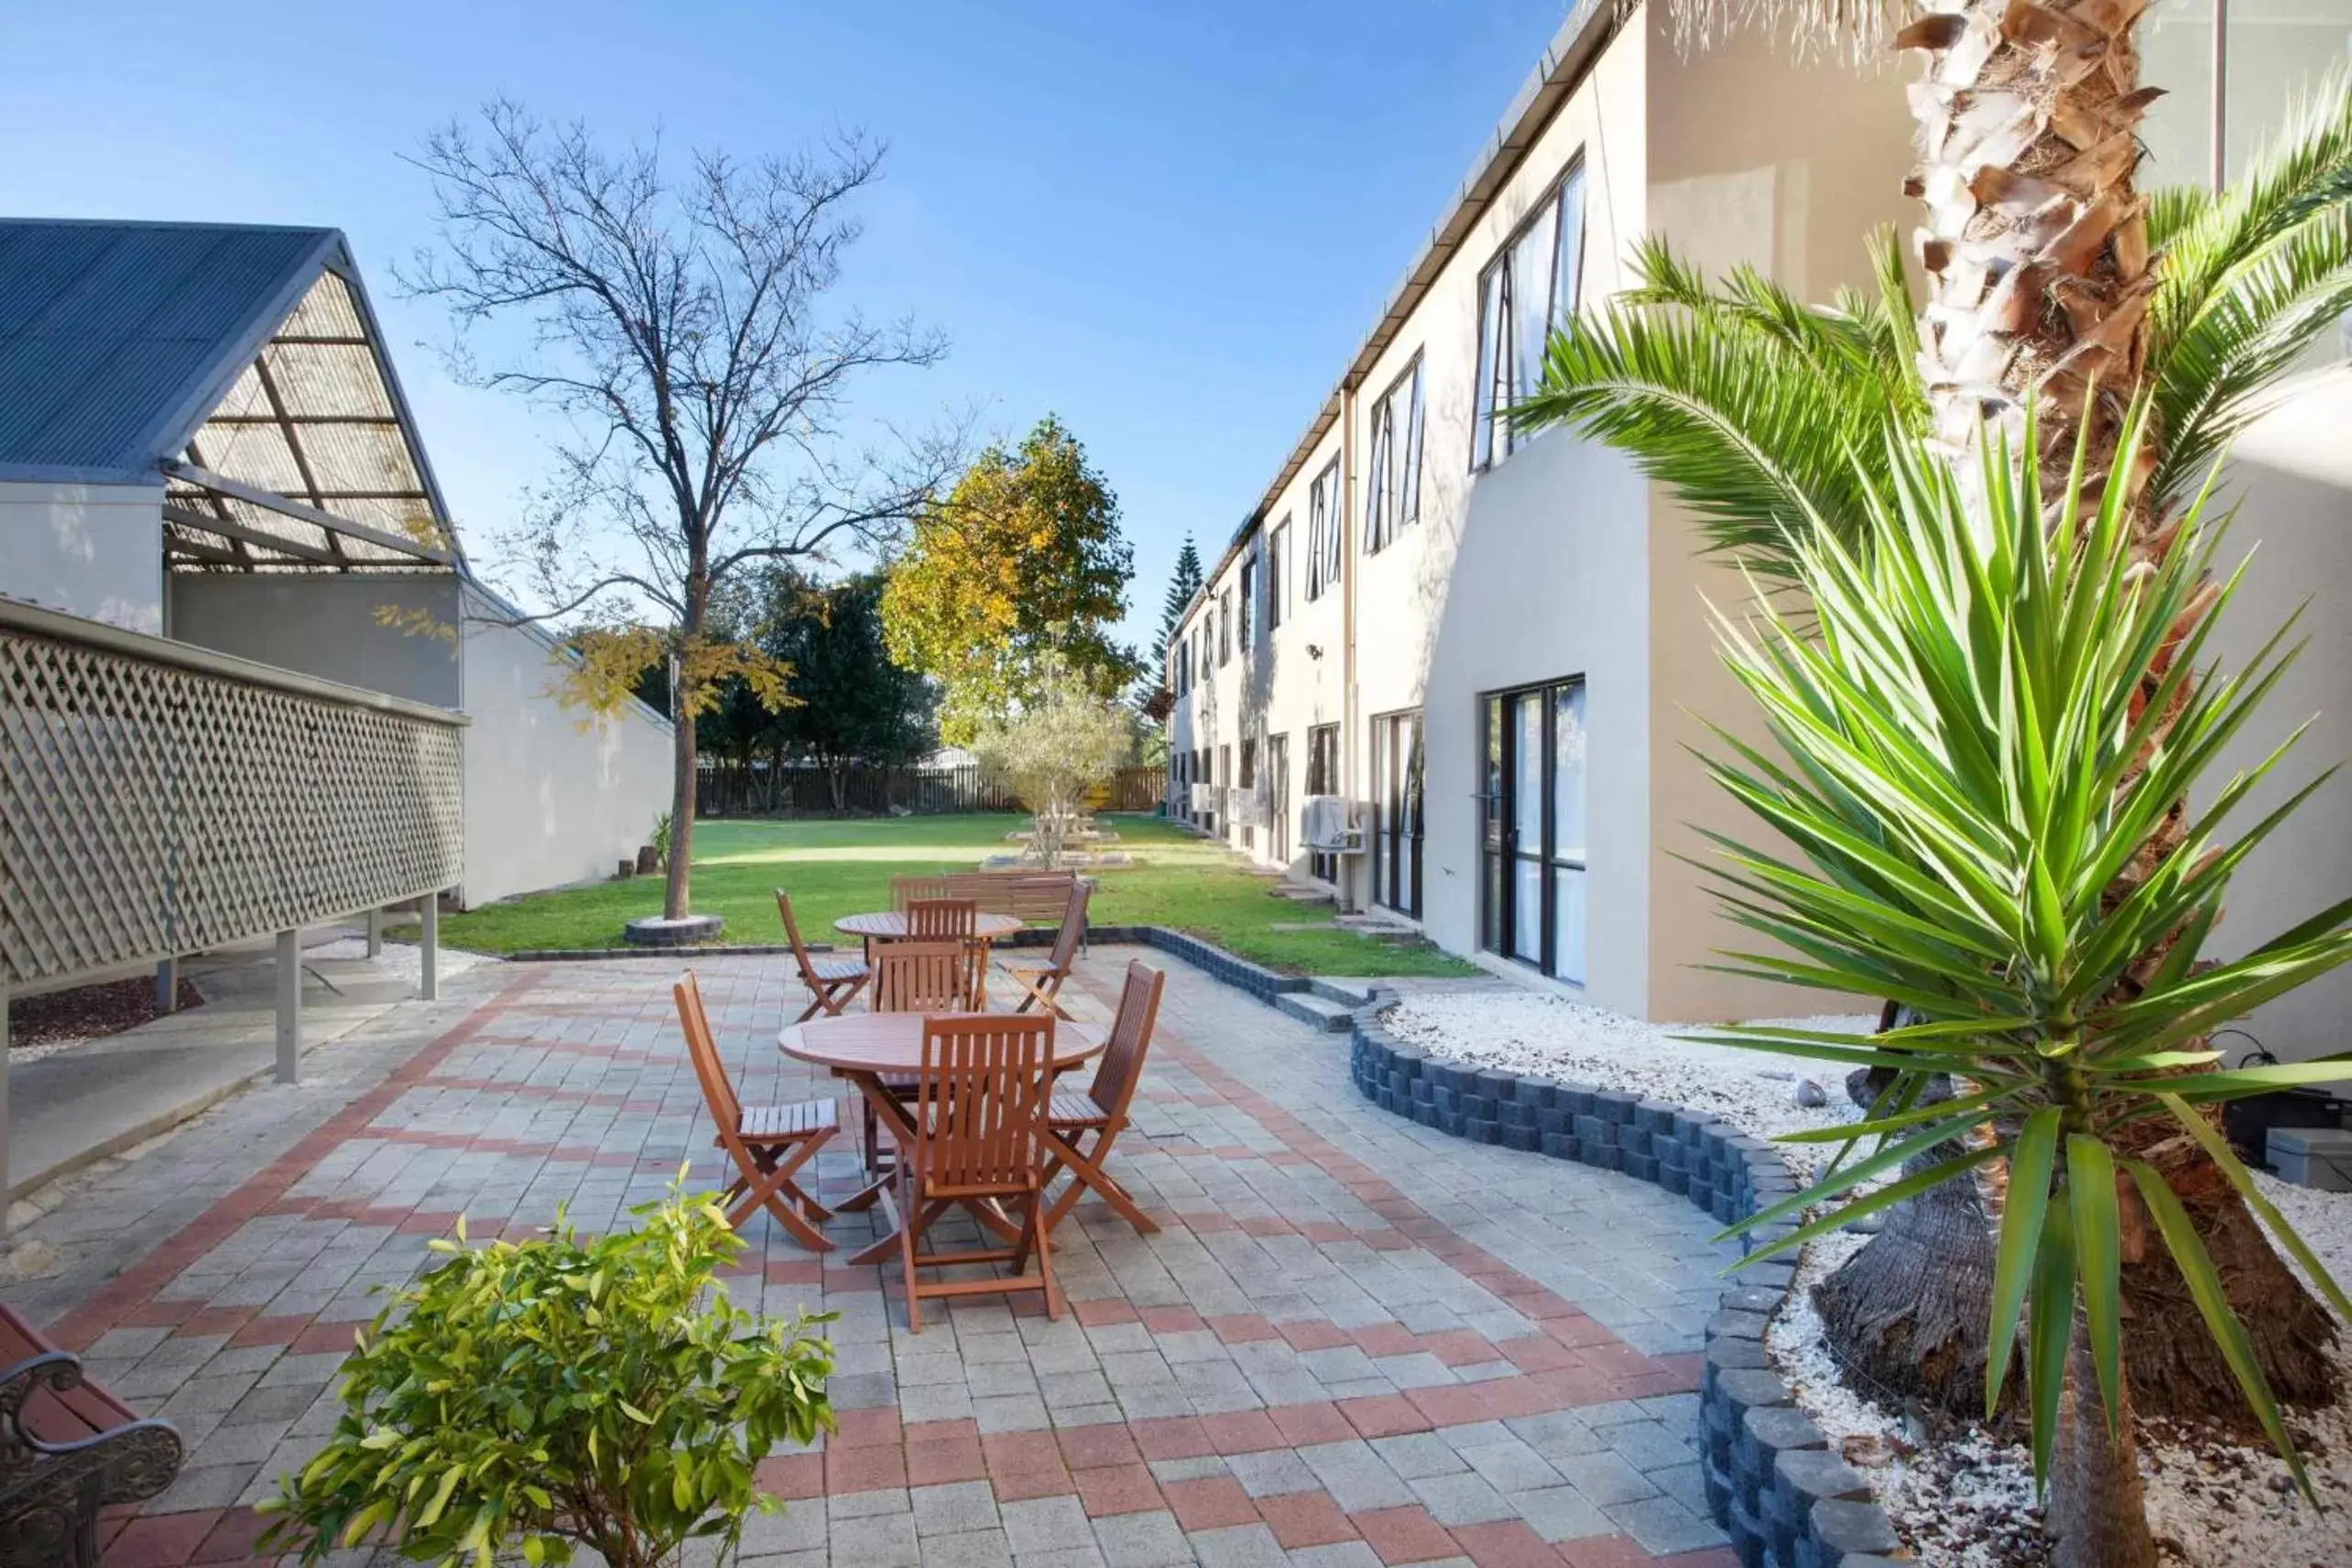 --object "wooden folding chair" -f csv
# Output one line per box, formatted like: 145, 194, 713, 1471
886, 1014, 1062, 1331
905, 897, 977, 940
860, 940, 982, 1171
674, 972, 836, 1250
998, 878, 1091, 1019
1041, 961, 1165, 1236
778, 889, 869, 1022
